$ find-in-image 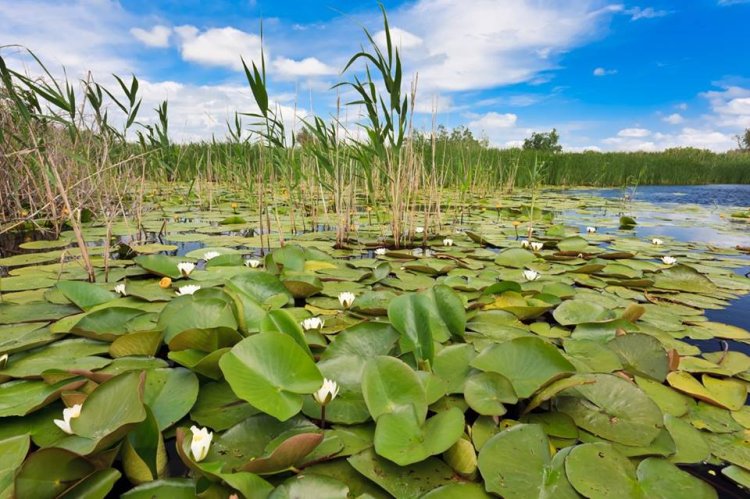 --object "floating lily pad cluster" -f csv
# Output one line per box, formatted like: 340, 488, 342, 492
0, 191, 749, 498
